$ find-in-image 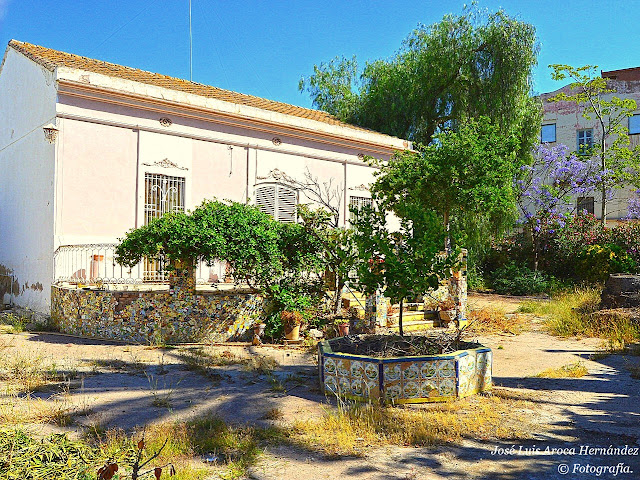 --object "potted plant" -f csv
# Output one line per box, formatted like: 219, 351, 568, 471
281, 310, 303, 341
437, 297, 457, 324
334, 318, 350, 337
